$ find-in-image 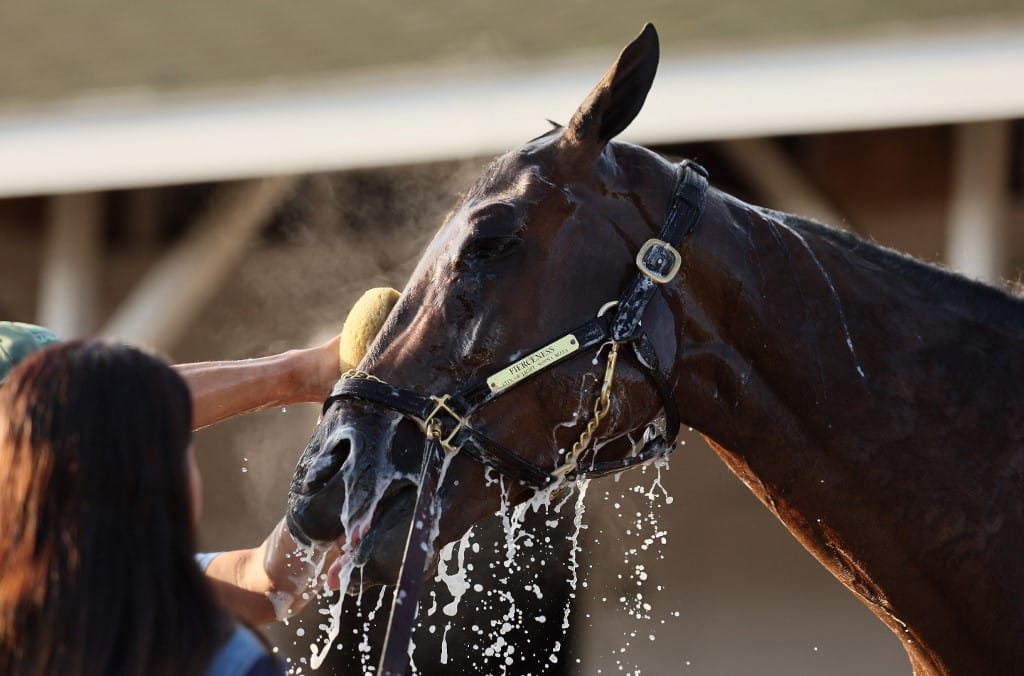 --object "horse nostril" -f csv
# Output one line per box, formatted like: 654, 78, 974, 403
299, 438, 351, 495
